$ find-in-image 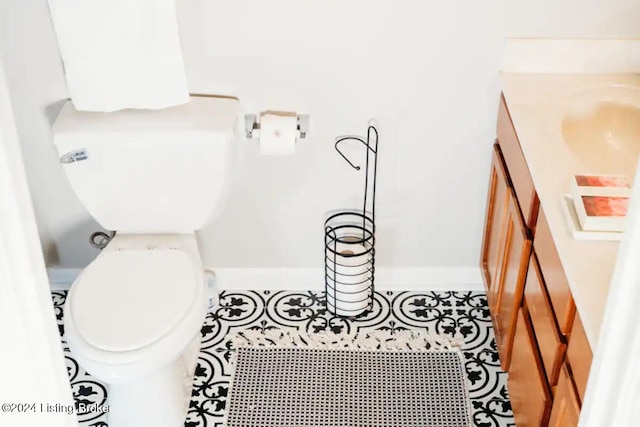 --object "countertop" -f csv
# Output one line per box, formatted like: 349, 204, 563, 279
500, 73, 640, 349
